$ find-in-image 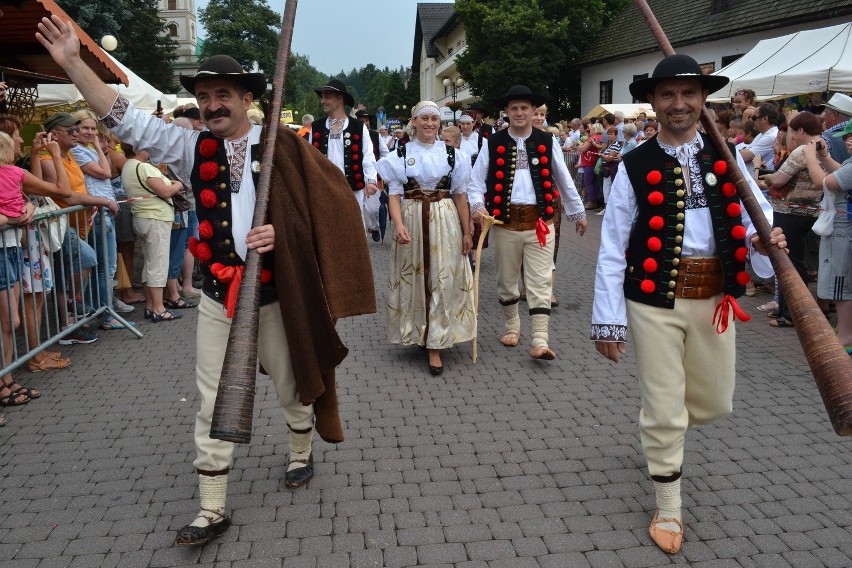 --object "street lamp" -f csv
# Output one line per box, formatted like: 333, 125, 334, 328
442, 77, 465, 124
